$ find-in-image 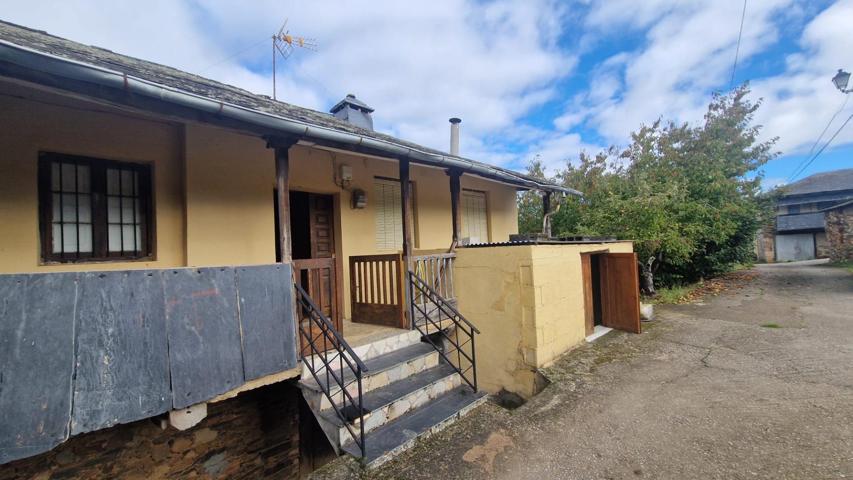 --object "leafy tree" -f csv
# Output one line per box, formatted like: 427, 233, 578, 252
519, 86, 777, 293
